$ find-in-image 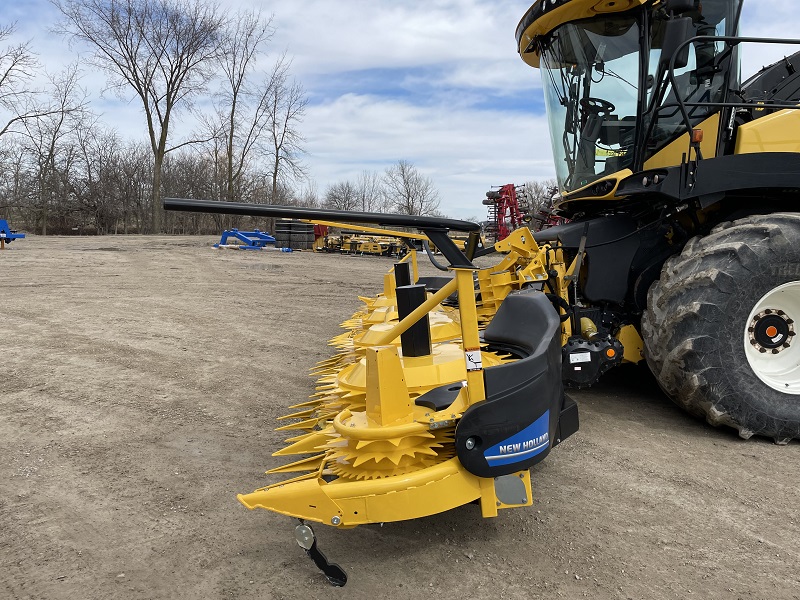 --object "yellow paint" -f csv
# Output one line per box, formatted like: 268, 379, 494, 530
365, 347, 413, 426
580, 318, 598, 339
517, 0, 649, 68
479, 477, 499, 518
238, 457, 485, 526
301, 219, 428, 241
644, 114, 720, 169
338, 343, 497, 395
734, 109, 800, 155
617, 324, 644, 364
454, 268, 486, 407
557, 170, 632, 206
